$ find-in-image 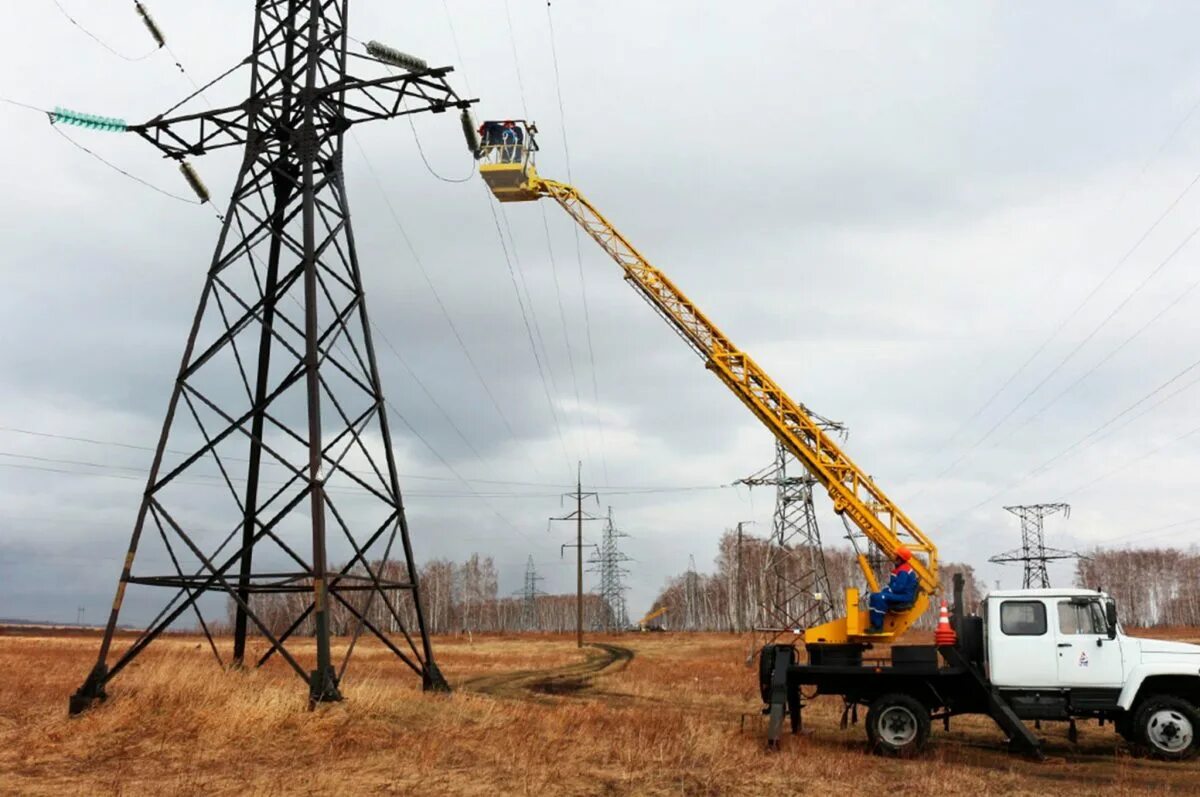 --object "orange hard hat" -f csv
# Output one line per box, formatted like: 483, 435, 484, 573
894, 546, 913, 562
